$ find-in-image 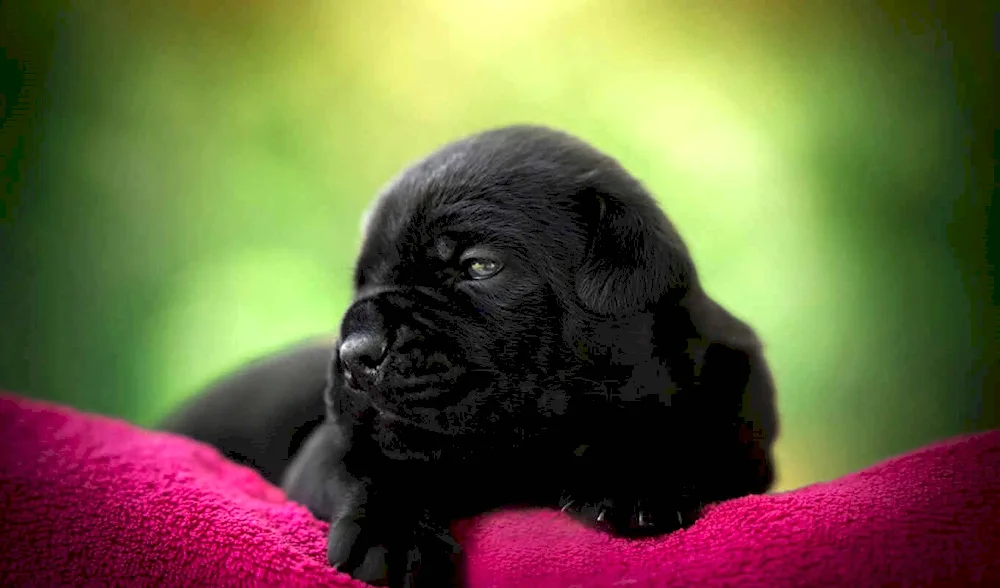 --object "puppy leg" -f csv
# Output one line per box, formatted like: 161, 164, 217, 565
406, 515, 463, 587
328, 502, 390, 584
280, 424, 389, 583
562, 335, 777, 538
328, 501, 461, 587
281, 422, 348, 521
